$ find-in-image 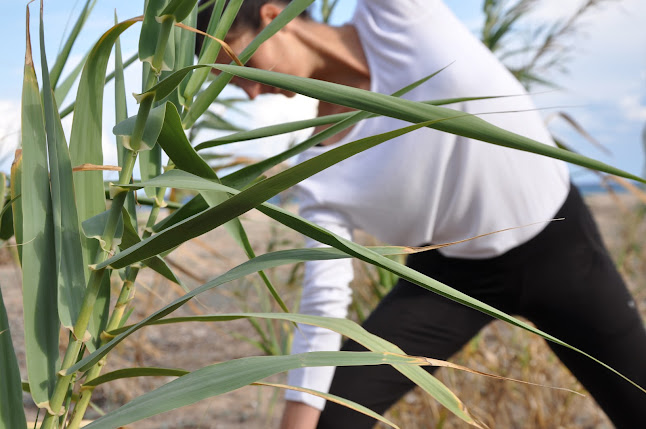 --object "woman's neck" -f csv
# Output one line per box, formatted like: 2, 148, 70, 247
293, 21, 370, 88
291, 20, 371, 145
